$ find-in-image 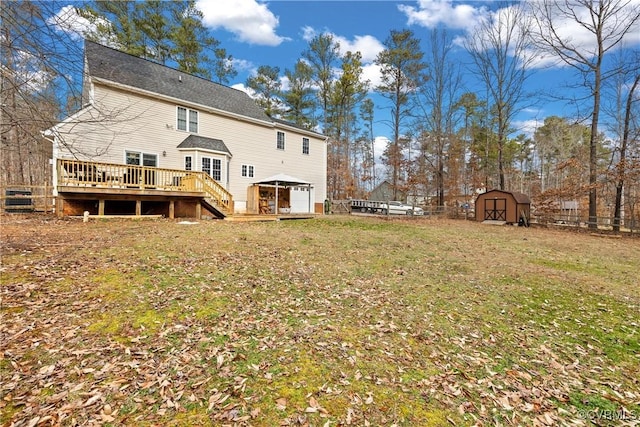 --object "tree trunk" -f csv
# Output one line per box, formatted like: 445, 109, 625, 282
613, 74, 639, 232
588, 53, 603, 229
